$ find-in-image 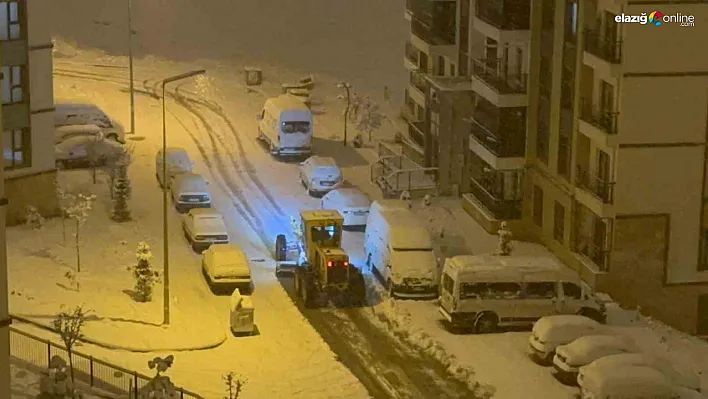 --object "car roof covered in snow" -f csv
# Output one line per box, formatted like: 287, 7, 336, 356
533, 315, 602, 334
161, 147, 189, 155
381, 211, 432, 249
265, 94, 310, 112
444, 254, 577, 282
370, 199, 408, 213
300, 209, 343, 222
557, 334, 636, 359
174, 173, 208, 192
306, 156, 338, 167
55, 100, 103, 110
584, 353, 701, 391
578, 365, 677, 397
207, 243, 247, 264
322, 188, 371, 207
189, 208, 222, 218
